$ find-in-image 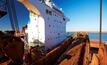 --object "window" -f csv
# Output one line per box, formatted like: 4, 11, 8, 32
63, 18, 65, 21
46, 9, 52, 15
46, 9, 48, 14
49, 24, 51, 27
58, 33, 60, 35
49, 11, 52, 15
